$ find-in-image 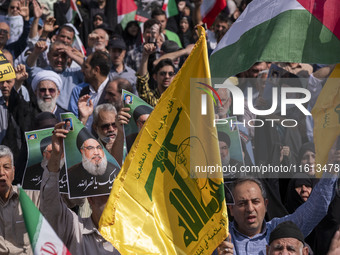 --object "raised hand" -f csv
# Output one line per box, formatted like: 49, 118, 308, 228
15, 64, 28, 82
142, 43, 157, 56
19, 0, 30, 20
78, 94, 93, 125
34, 40, 48, 53
14, 64, 28, 91
48, 122, 69, 172
43, 17, 59, 33
116, 107, 131, 131
32, 0, 42, 18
